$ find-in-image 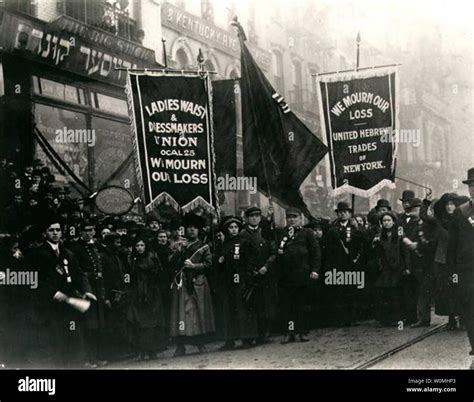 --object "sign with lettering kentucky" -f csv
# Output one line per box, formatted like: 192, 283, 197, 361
317, 68, 398, 197
126, 73, 218, 213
